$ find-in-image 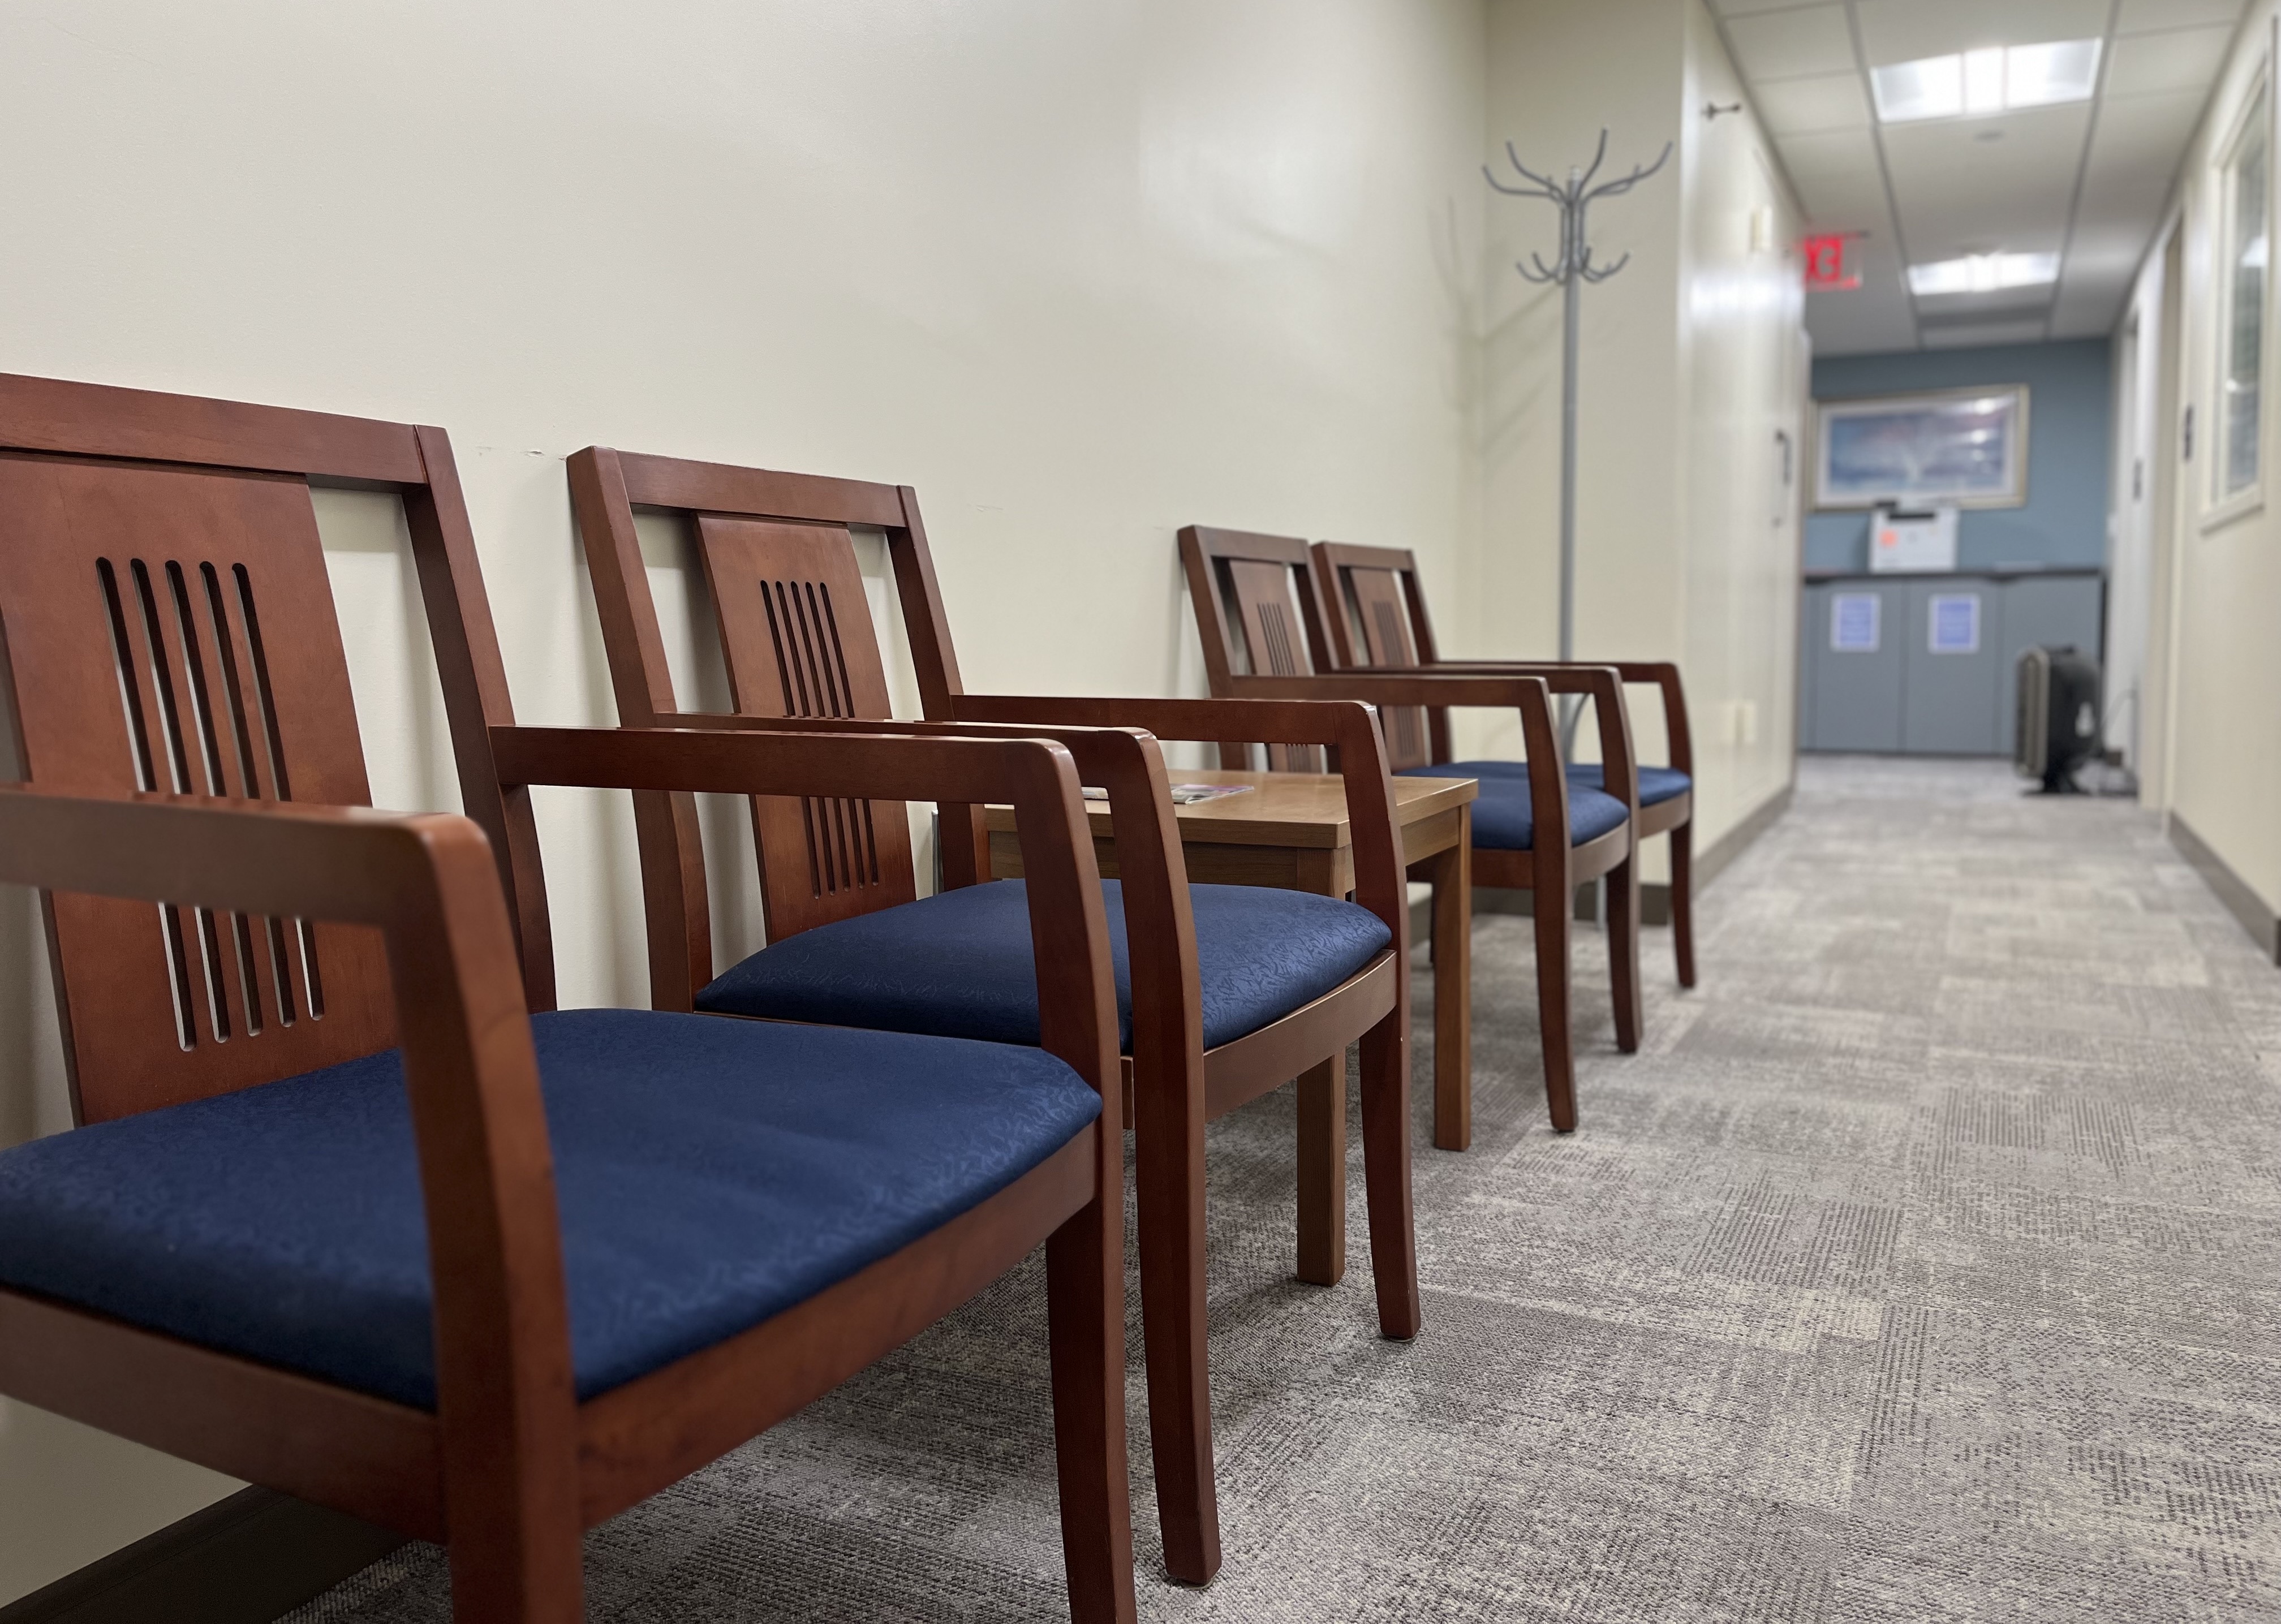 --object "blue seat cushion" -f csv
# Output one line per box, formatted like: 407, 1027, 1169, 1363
1399, 765, 1628, 851
0, 1010, 1099, 1410
1426, 760, 1692, 807
698, 880, 1392, 1053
